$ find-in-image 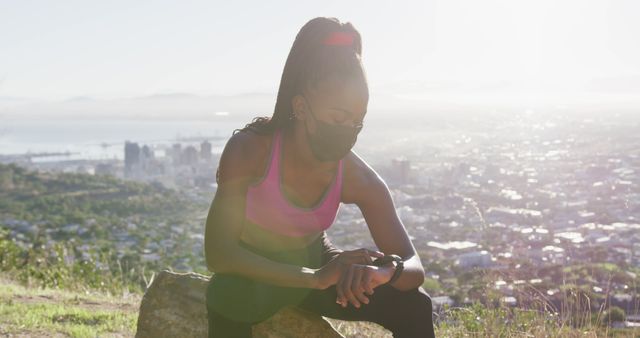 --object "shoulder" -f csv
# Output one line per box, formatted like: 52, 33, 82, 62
216, 129, 272, 184
341, 150, 388, 204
